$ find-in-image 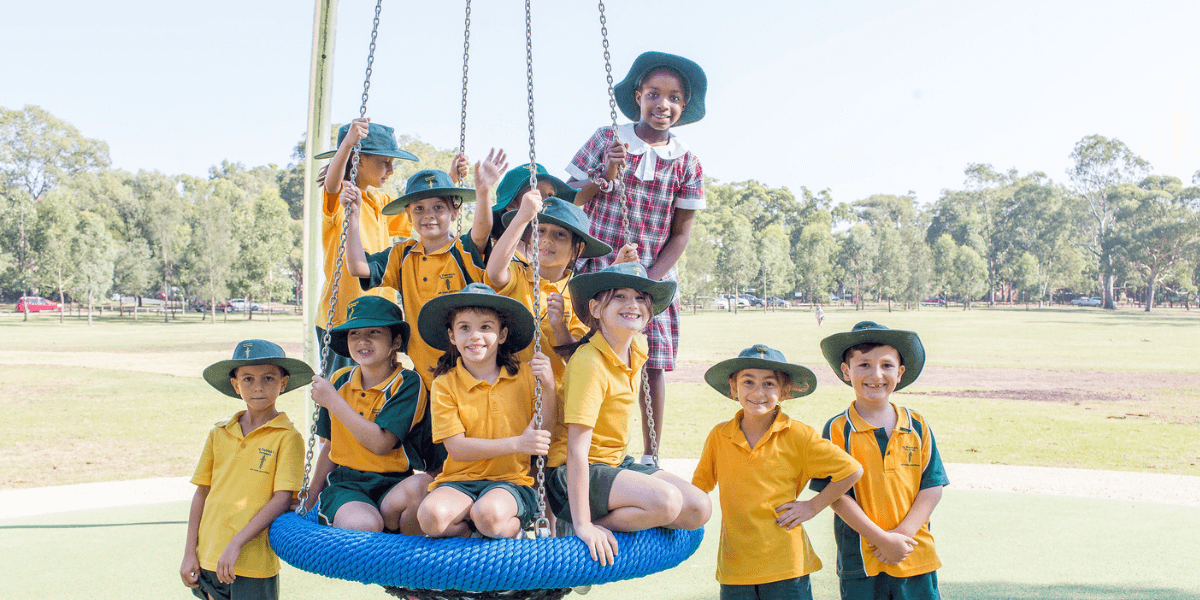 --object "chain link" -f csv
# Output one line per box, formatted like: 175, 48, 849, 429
597, 1, 656, 465
298, 0, 384, 515
522, 0, 551, 538
458, 0, 471, 159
